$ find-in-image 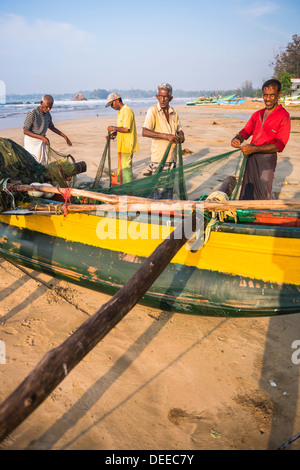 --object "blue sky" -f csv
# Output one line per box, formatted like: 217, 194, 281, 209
0, 0, 299, 95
